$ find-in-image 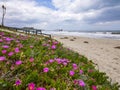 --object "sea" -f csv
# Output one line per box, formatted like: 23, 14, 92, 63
42, 30, 120, 40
